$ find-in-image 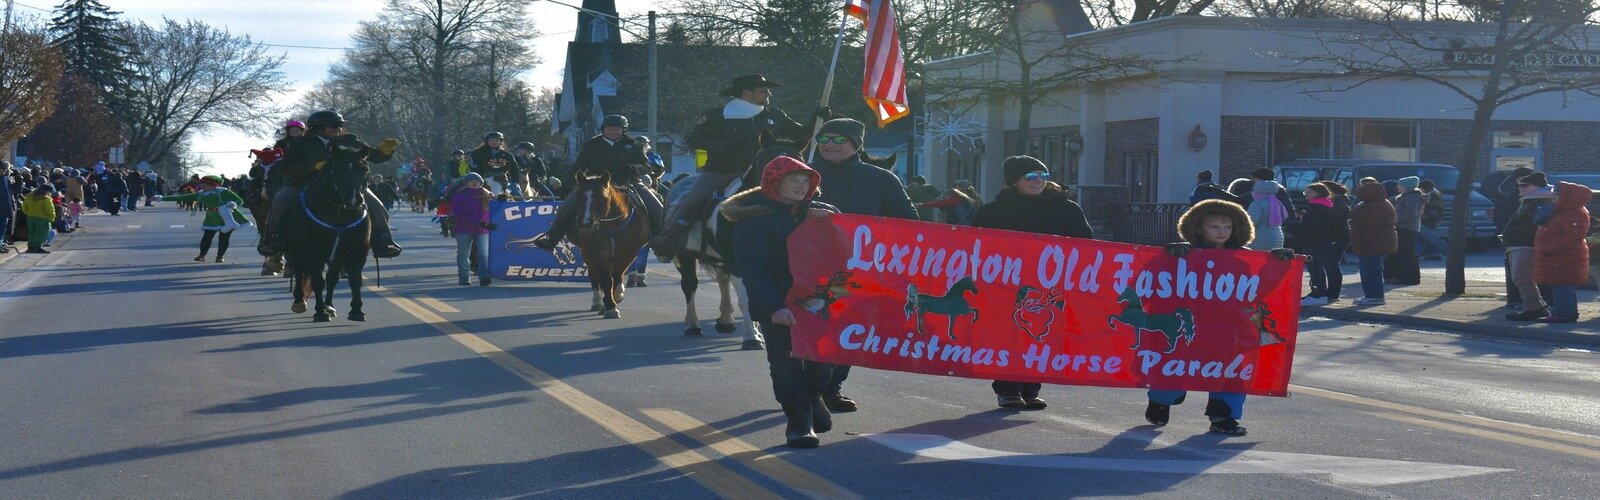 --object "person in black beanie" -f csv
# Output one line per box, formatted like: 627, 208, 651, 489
975, 155, 1093, 409
809, 117, 920, 413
